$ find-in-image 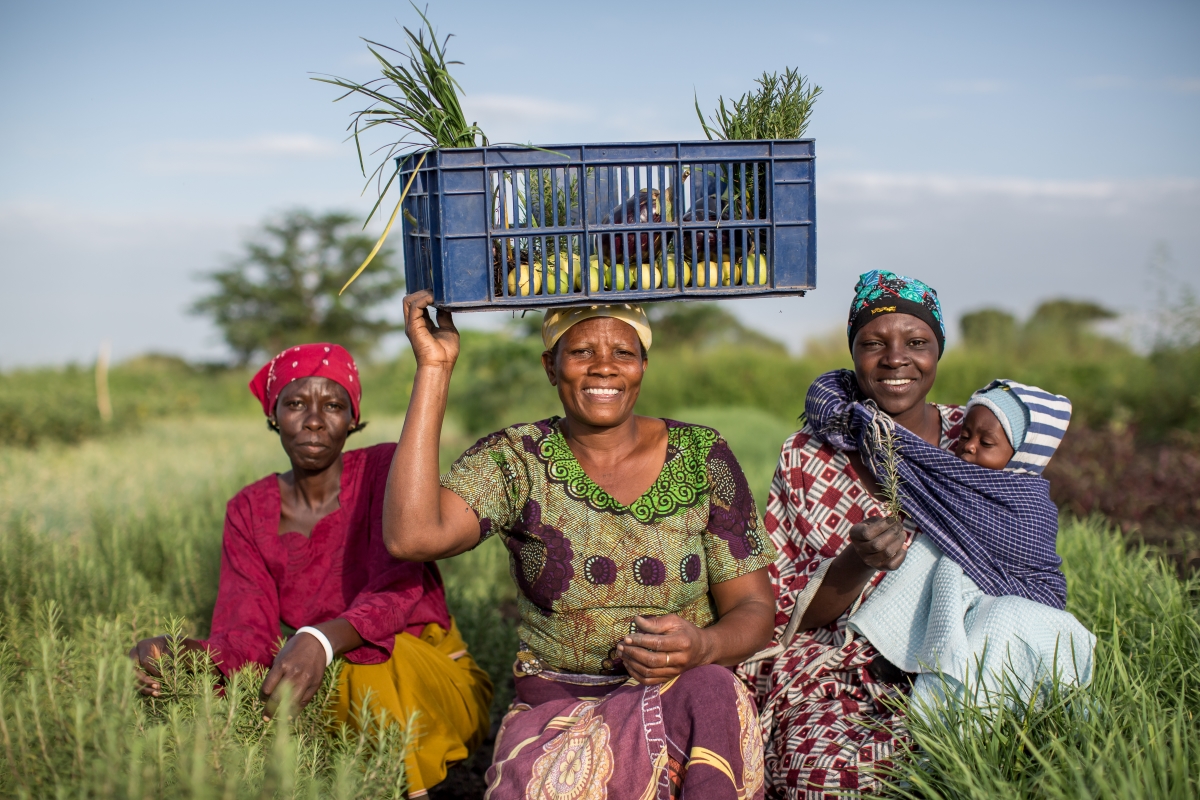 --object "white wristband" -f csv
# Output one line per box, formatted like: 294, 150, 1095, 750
296, 626, 334, 668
